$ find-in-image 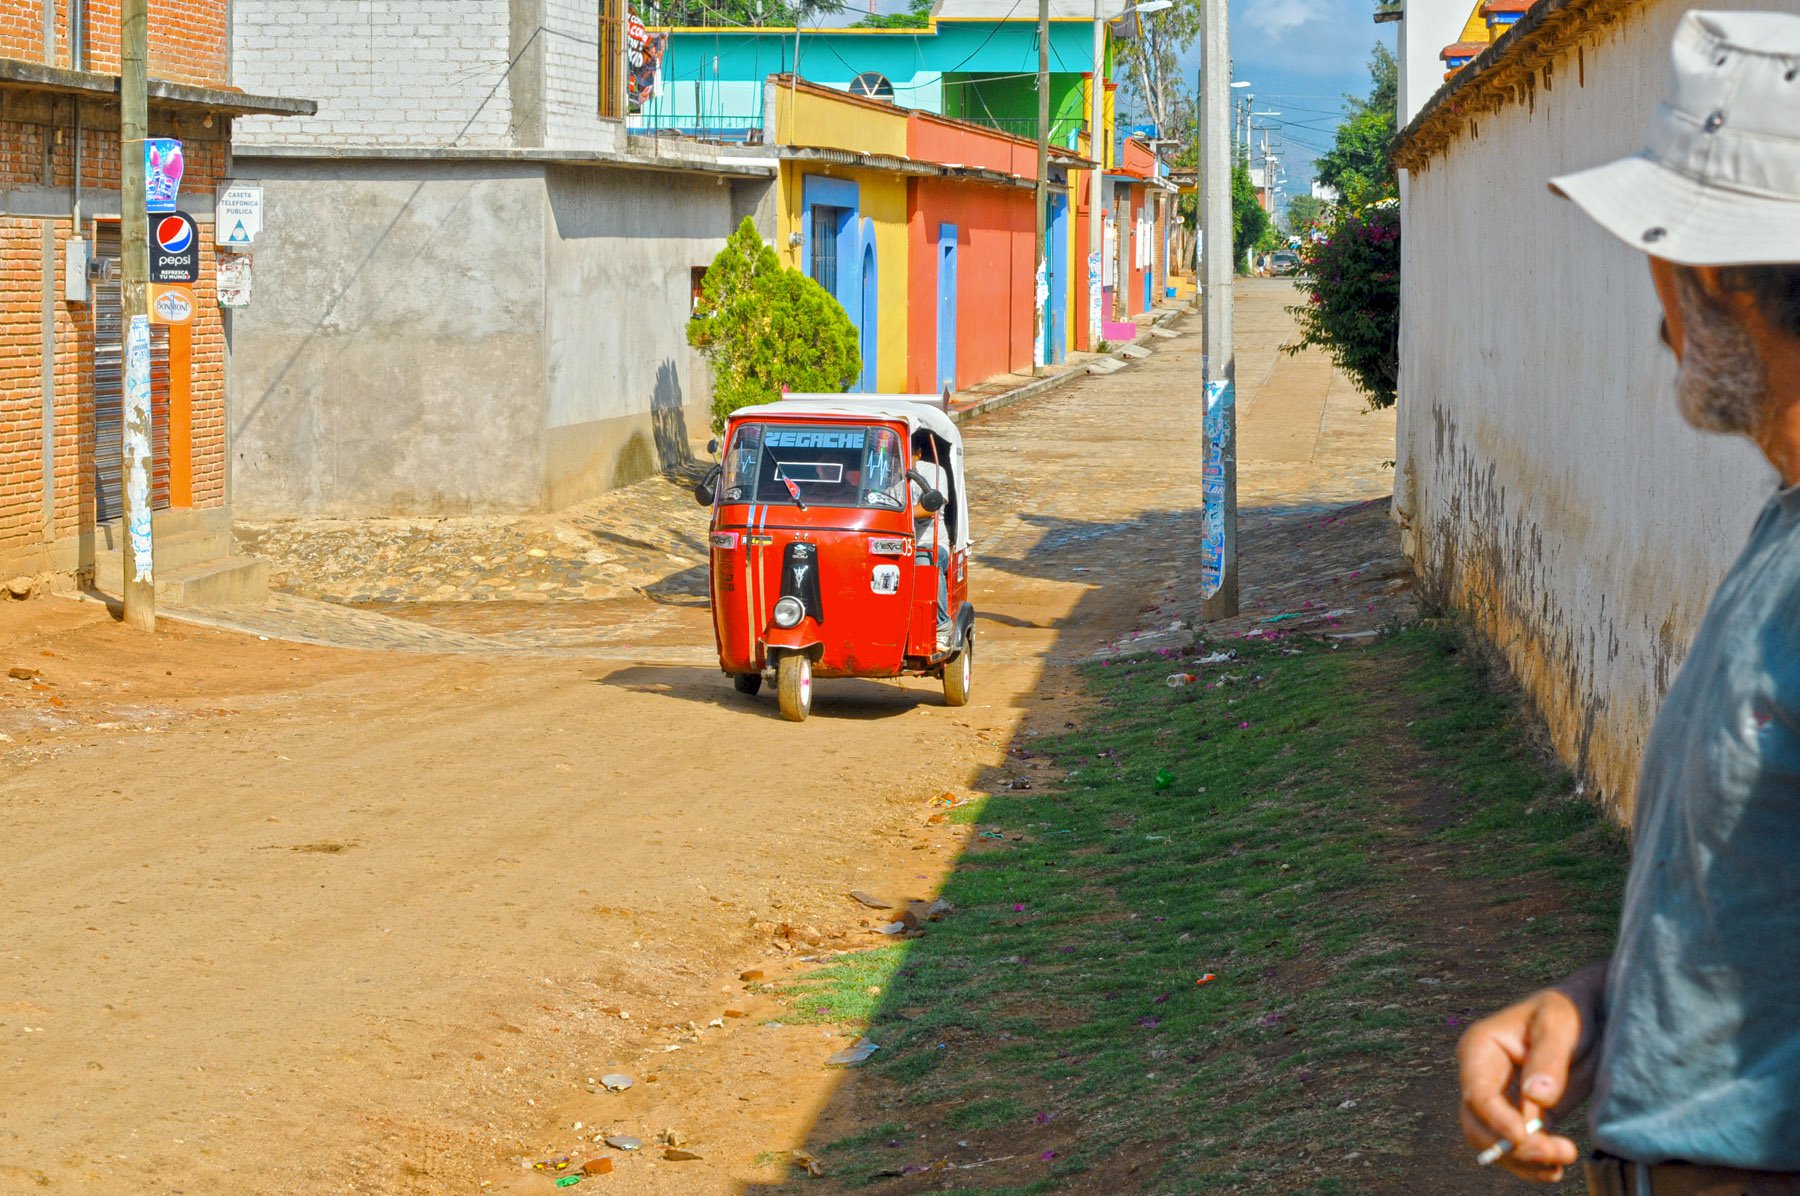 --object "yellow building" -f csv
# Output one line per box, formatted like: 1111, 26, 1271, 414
768, 80, 912, 393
